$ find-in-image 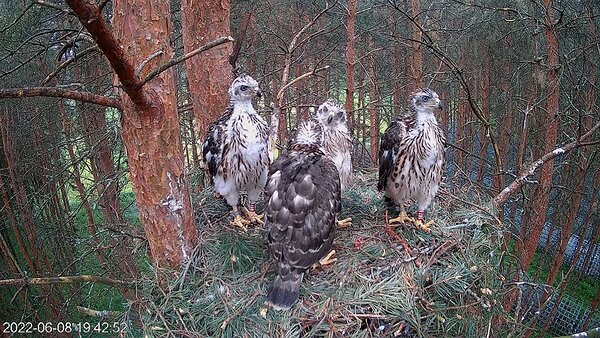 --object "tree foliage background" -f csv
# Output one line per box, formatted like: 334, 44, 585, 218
0, 0, 599, 337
